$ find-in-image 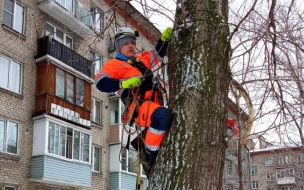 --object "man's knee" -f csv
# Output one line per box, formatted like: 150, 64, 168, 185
150, 107, 172, 130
